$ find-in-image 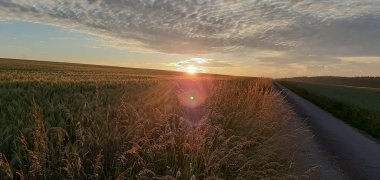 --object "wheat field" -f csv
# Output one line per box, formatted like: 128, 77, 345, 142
0, 59, 298, 179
